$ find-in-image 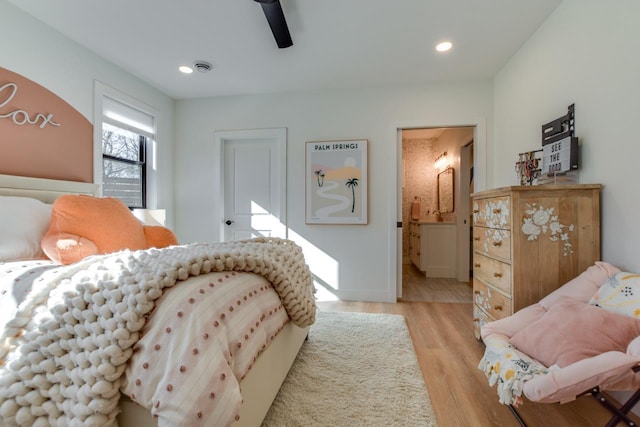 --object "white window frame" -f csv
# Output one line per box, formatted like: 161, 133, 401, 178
93, 81, 159, 207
